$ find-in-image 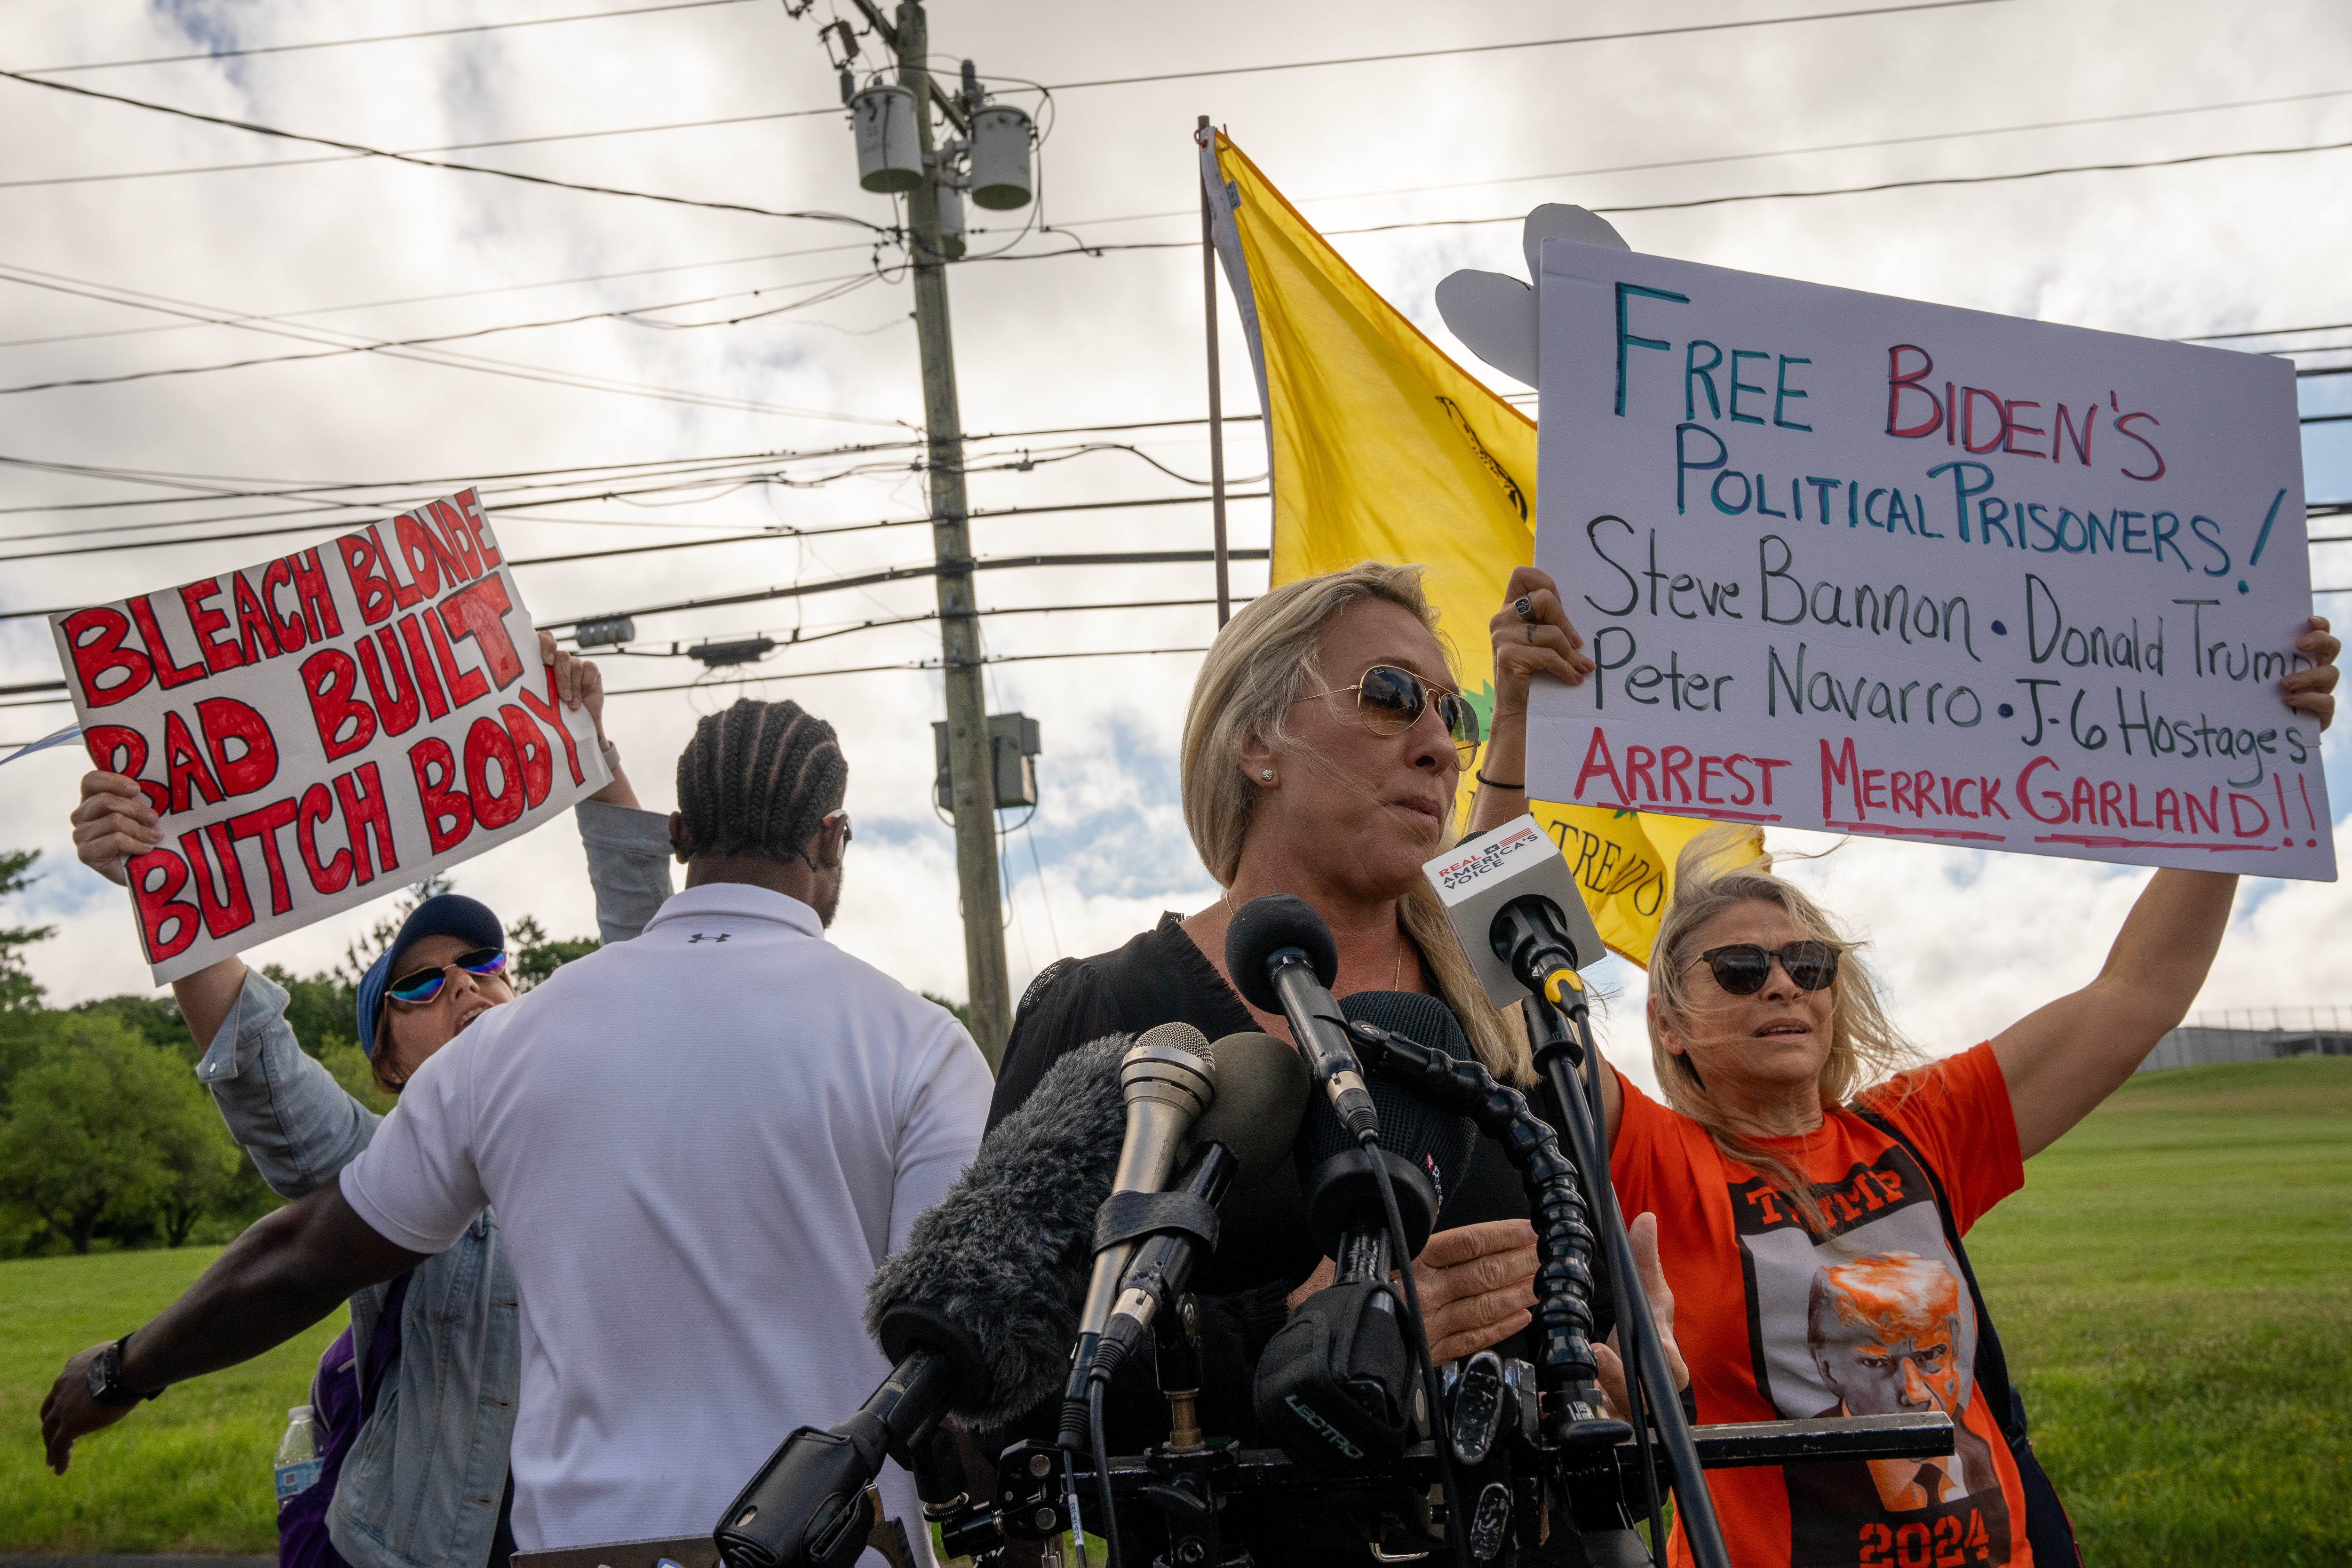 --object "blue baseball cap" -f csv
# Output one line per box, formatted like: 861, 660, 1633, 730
356, 893, 507, 1059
